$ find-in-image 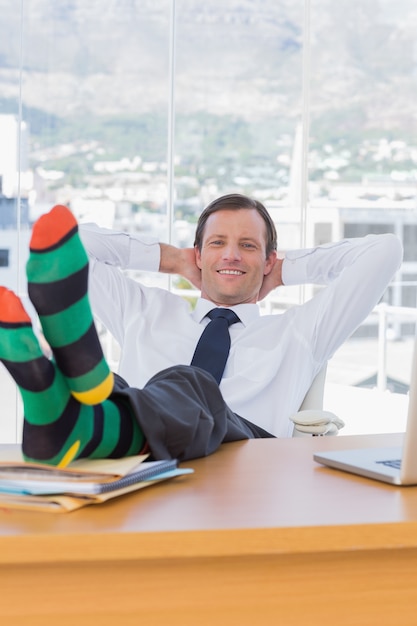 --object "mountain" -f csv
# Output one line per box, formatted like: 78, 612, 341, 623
0, 0, 416, 138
